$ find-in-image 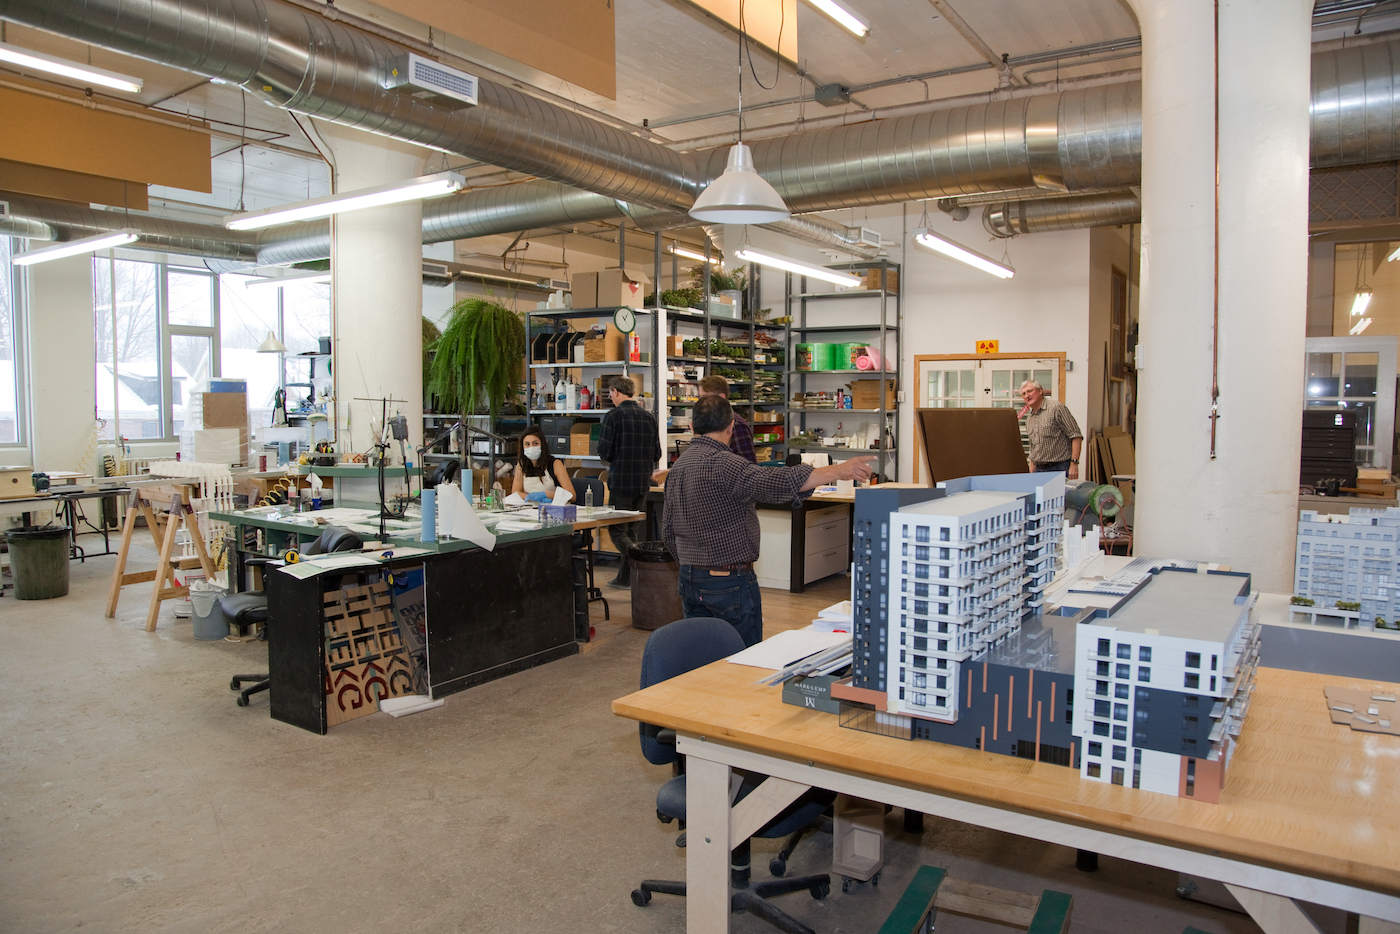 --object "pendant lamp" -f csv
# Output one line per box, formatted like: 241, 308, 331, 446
689, 0, 790, 225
